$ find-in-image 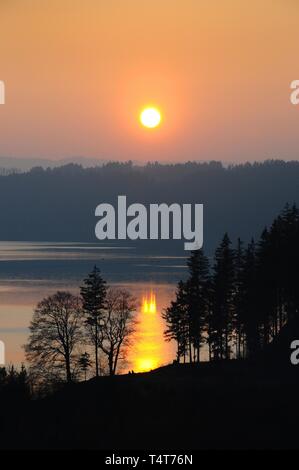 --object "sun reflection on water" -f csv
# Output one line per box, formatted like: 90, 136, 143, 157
128, 291, 167, 373
142, 292, 156, 314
